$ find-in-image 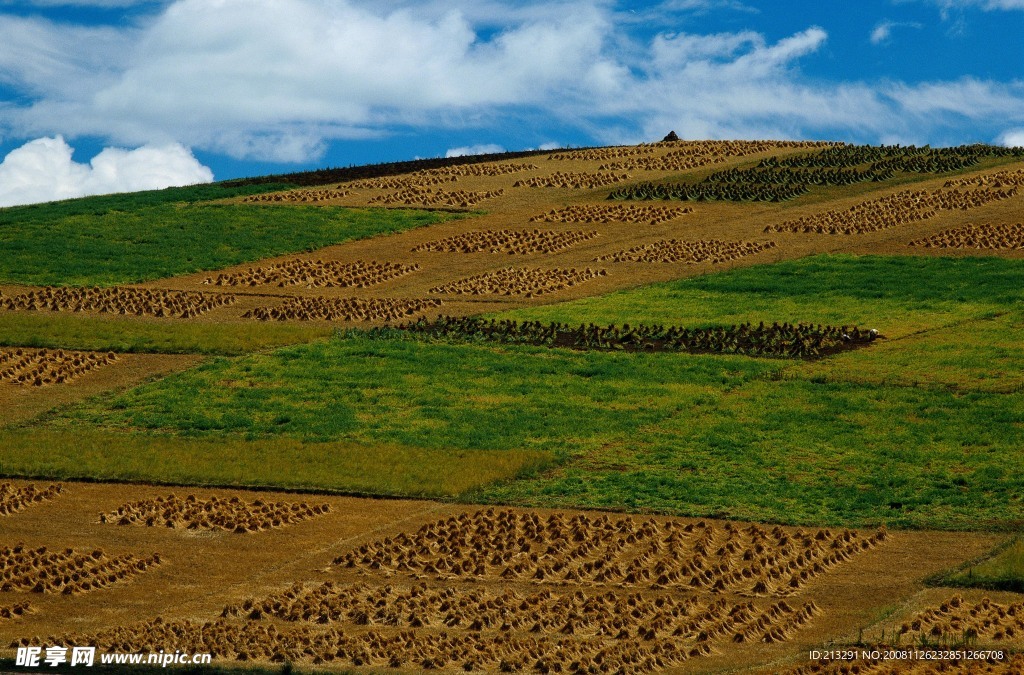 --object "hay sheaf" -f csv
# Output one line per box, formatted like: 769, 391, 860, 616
597, 239, 776, 264
204, 259, 419, 288
100, 494, 331, 534
244, 296, 442, 322
765, 188, 1018, 236
429, 267, 607, 297
0, 544, 161, 596
412, 229, 598, 255
0, 483, 63, 516
0, 286, 235, 319
0, 349, 117, 387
